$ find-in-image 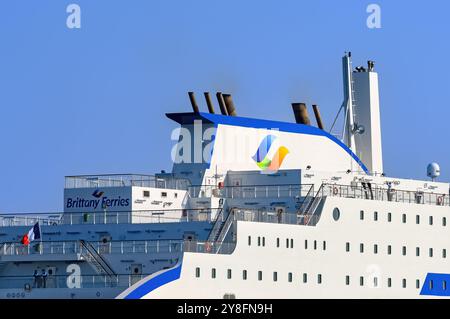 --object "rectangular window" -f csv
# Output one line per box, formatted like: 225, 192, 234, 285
443, 217, 447, 227
318, 274, 322, 284
174, 193, 178, 198
402, 214, 406, 223
360, 243, 364, 253
346, 276, 350, 285
374, 244, 378, 254
430, 248, 434, 257
429, 216, 434, 225
402, 246, 406, 256
388, 278, 392, 287
416, 215, 420, 224
258, 271, 263, 281
360, 276, 364, 286
374, 211, 378, 221
291, 239, 294, 249
277, 238, 280, 248
161, 192, 167, 198
314, 240, 317, 250
195, 267, 200, 278
360, 210, 364, 220
444, 281, 447, 290
388, 213, 392, 222
402, 279, 407, 288
416, 247, 420, 257
388, 245, 392, 255
227, 269, 232, 279
416, 279, 420, 289
303, 273, 308, 283
243, 270, 247, 280
288, 272, 293, 283
374, 277, 378, 288
211, 268, 216, 279
262, 237, 265, 247
305, 240, 308, 250
258, 237, 261, 246
346, 242, 350, 252
323, 241, 326, 251
273, 272, 278, 282
286, 238, 289, 248
143, 190, 150, 197
443, 249, 447, 258
248, 236, 251, 246
430, 280, 434, 290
